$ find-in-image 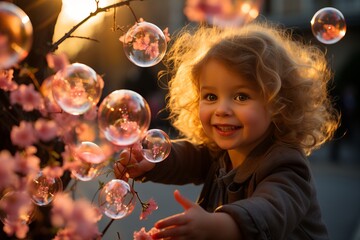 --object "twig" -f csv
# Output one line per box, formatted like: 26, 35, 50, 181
102, 218, 115, 237
49, 0, 143, 52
